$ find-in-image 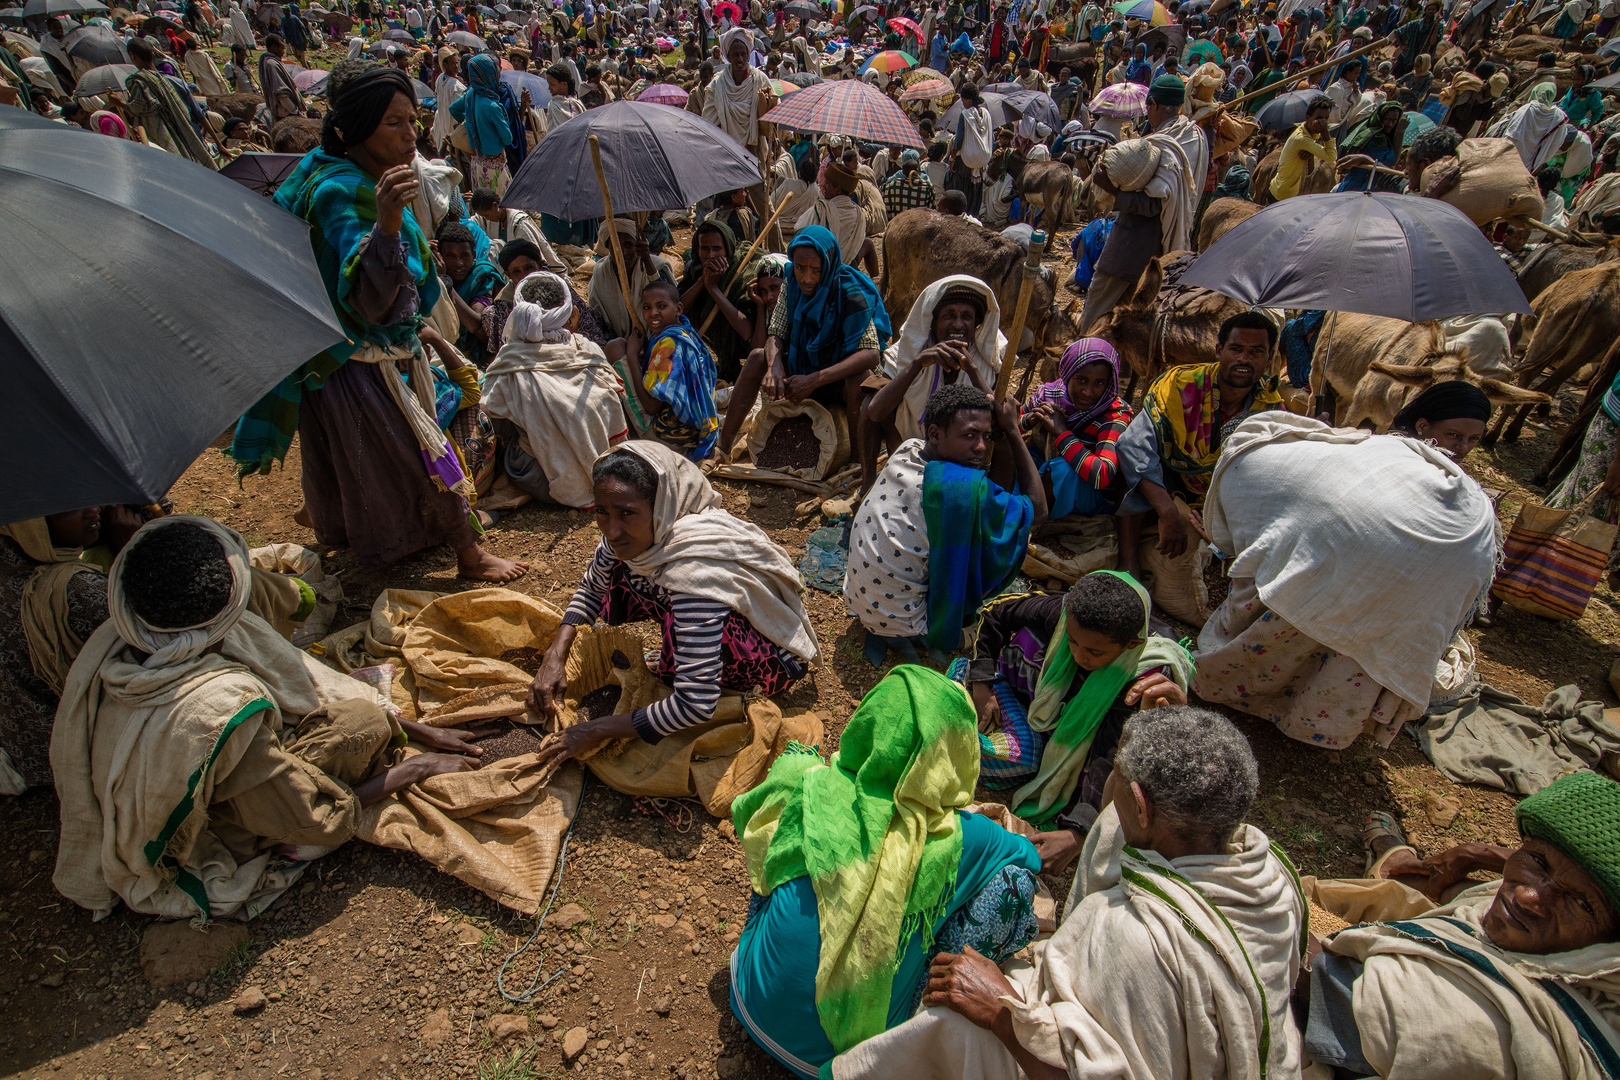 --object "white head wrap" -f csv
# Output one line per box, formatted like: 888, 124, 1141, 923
108, 516, 252, 669
719, 25, 750, 60
507, 272, 576, 344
